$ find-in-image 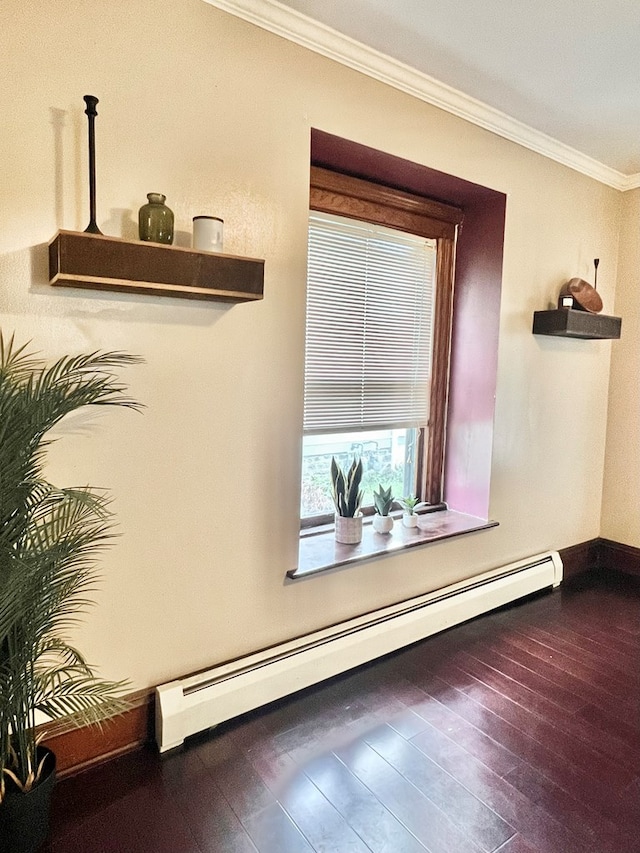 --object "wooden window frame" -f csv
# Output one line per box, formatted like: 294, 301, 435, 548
305, 166, 461, 521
